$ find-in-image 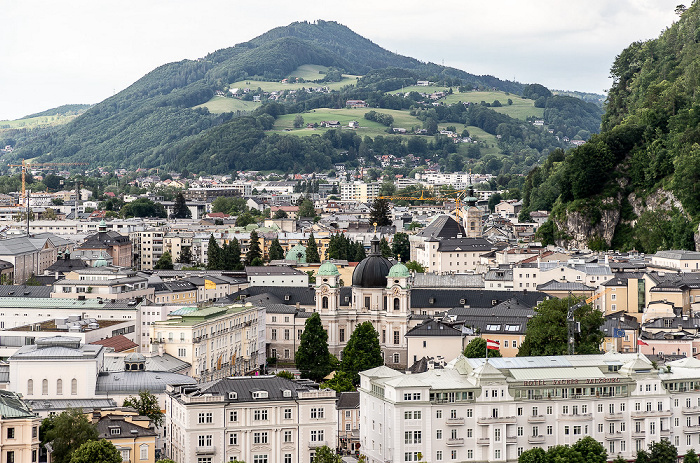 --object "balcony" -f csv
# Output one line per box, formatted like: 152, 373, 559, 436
604, 412, 624, 421
527, 415, 545, 423
506, 436, 517, 444
605, 432, 624, 440
632, 431, 646, 439
195, 446, 216, 455
528, 435, 545, 444
683, 406, 700, 415
475, 438, 488, 445
631, 410, 672, 418
684, 426, 700, 434
448, 438, 466, 446
309, 441, 327, 449
446, 417, 465, 426
477, 416, 516, 425
559, 413, 592, 421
